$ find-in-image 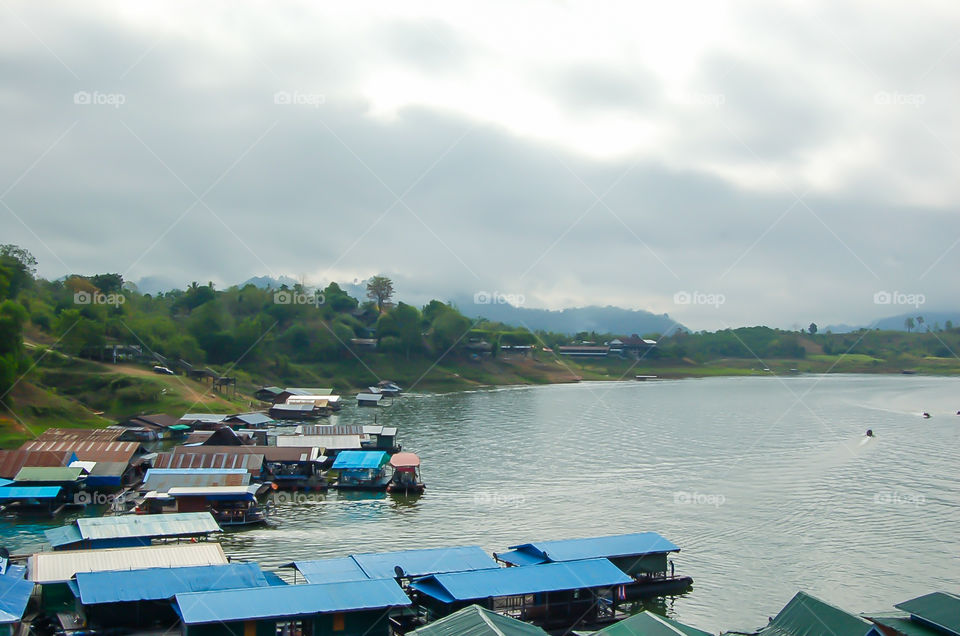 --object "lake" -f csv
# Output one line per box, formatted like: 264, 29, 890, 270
3, 374, 959, 632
